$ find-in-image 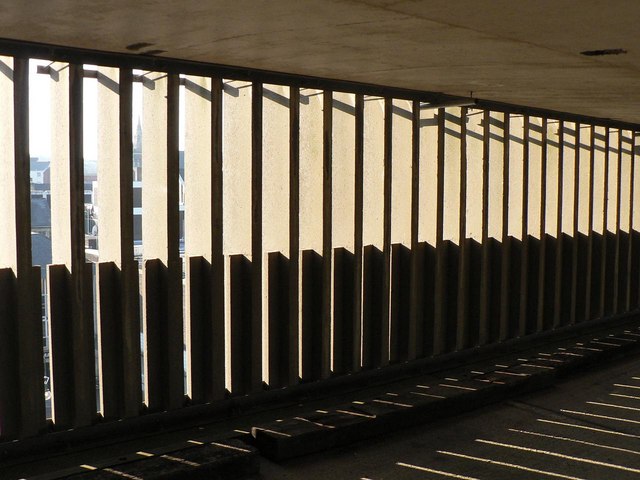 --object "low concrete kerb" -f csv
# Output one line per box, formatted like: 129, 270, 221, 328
251, 322, 640, 461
